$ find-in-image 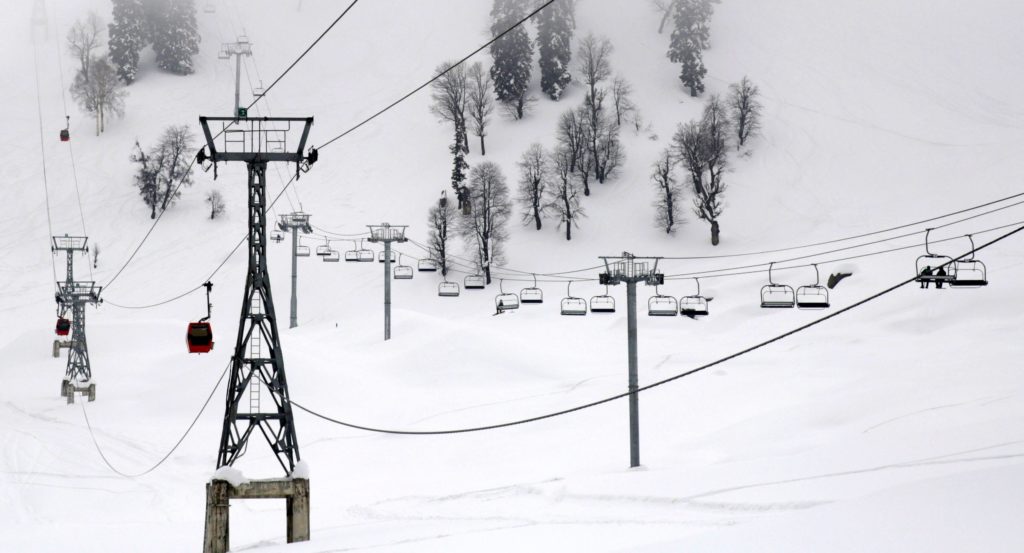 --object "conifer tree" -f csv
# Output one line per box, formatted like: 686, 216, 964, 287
490, 0, 533, 119
151, 0, 200, 75
537, 0, 575, 100
450, 126, 469, 195
108, 0, 148, 84
667, 0, 713, 96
